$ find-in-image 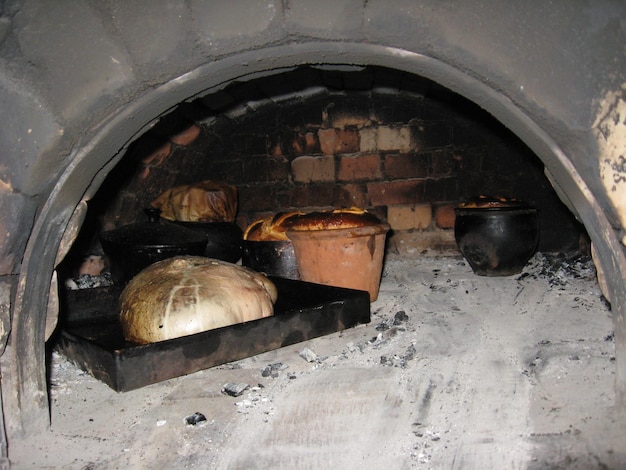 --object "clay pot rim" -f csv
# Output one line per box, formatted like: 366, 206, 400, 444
244, 239, 293, 245
455, 206, 537, 213
287, 223, 390, 240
